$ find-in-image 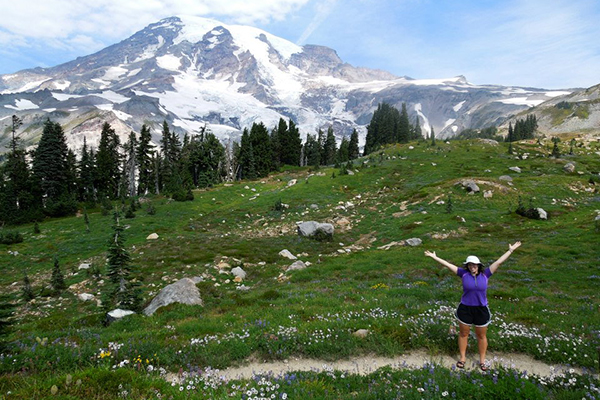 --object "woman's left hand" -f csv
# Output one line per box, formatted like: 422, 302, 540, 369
509, 241, 522, 252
